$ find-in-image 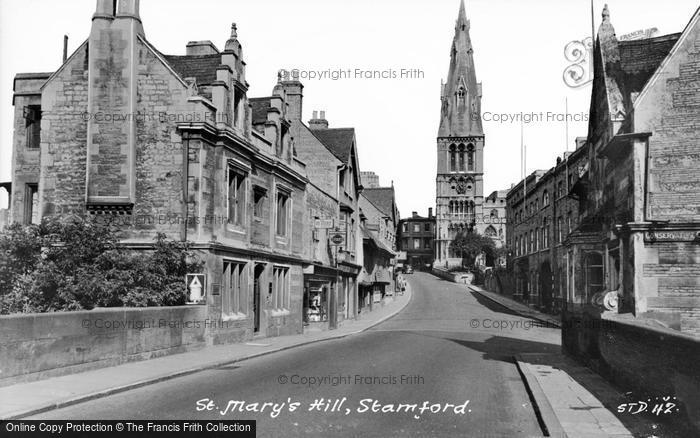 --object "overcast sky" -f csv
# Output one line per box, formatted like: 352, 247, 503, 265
1, 0, 698, 218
